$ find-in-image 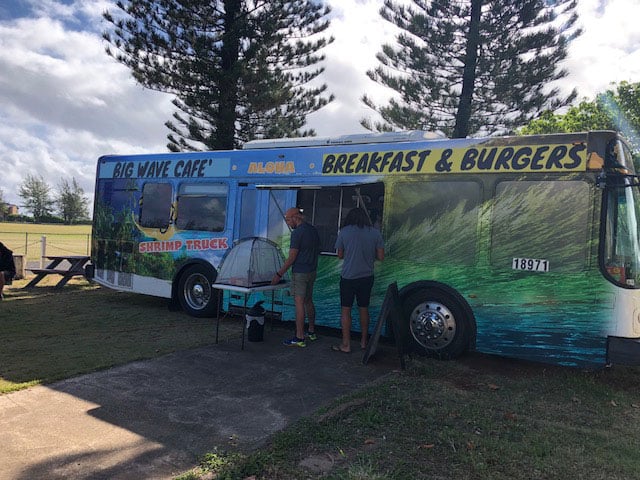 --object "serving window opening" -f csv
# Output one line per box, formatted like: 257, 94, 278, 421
297, 182, 384, 253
